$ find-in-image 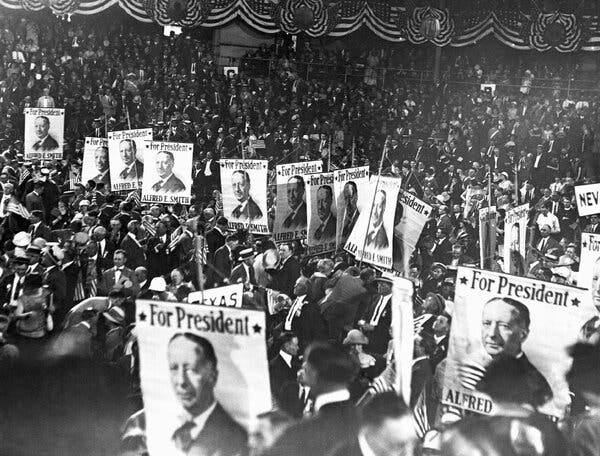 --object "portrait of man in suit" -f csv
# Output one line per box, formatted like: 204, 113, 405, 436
341, 181, 359, 241
282, 176, 306, 229
167, 332, 247, 455
32, 116, 59, 151
230, 170, 262, 220
366, 189, 389, 250
458, 297, 552, 399
93, 146, 110, 186
313, 185, 336, 241
151, 150, 186, 193
119, 139, 144, 181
